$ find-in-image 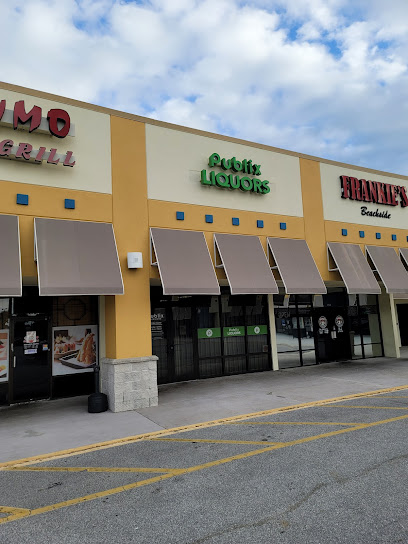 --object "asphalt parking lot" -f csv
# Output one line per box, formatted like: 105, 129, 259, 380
1, 385, 408, 543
